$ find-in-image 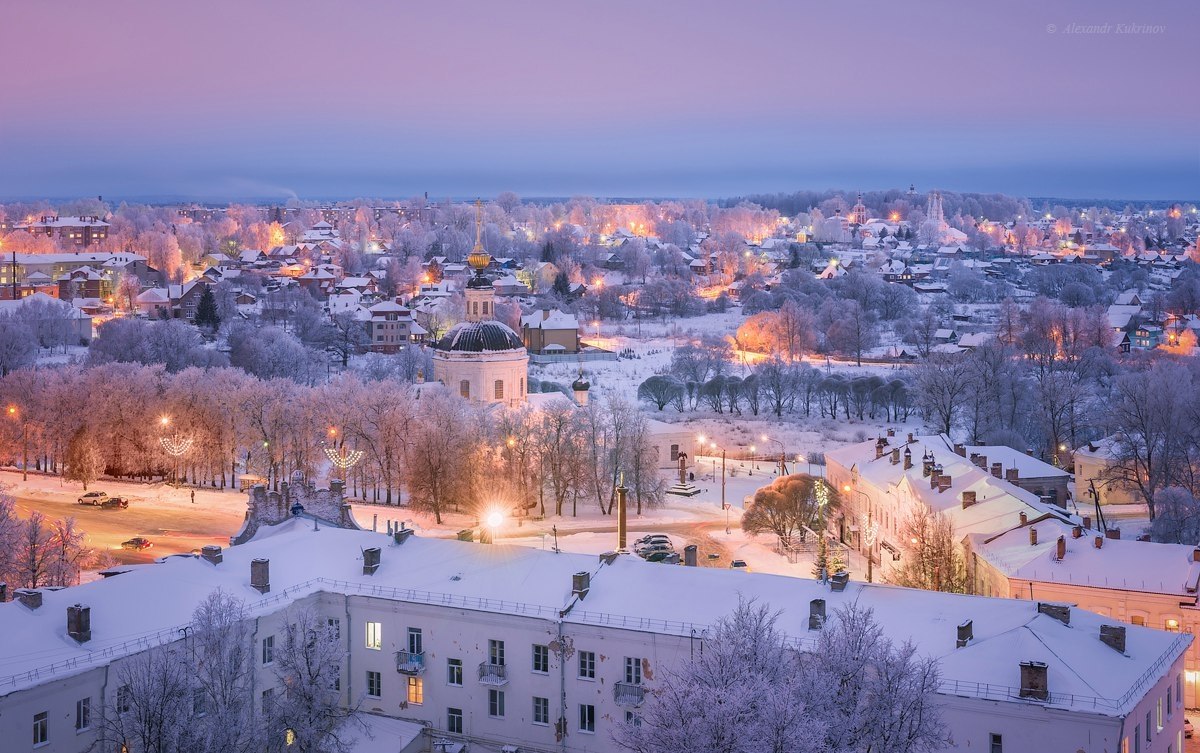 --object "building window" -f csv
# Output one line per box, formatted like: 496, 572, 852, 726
670, 444, 680, 461
407, 677, 424, 705
460, 380, 470, 399
625, 710, 641, 726
532, 644, 549, 674
625, 657, 643, 685
579, 703, 595, 733
1158, 697, 1164, 729
116, 685, 131, 714
366, 622, 382, 650
1146, 712, 1151, 740
578, 650, 595, 679
1132, 615, 1146, 626
1135, 723, 1141, 753
328, 618, 341, 639
1166, 618, 1180, 633
447, 658, 463, 686
75, 697, 91, 731
488, 688, 505, 718
489, 639, 506, 666
447, 707, 463, 734
495, 380, 504, 400
520, 377, 525, 396
408, 627, 423, 655
990, 734, 1002, 753
33, 711, 48, 746
262, 688, 275, 713
262, 635, 275, 665
533, 696, 550, 725
366, 671, 382, 698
